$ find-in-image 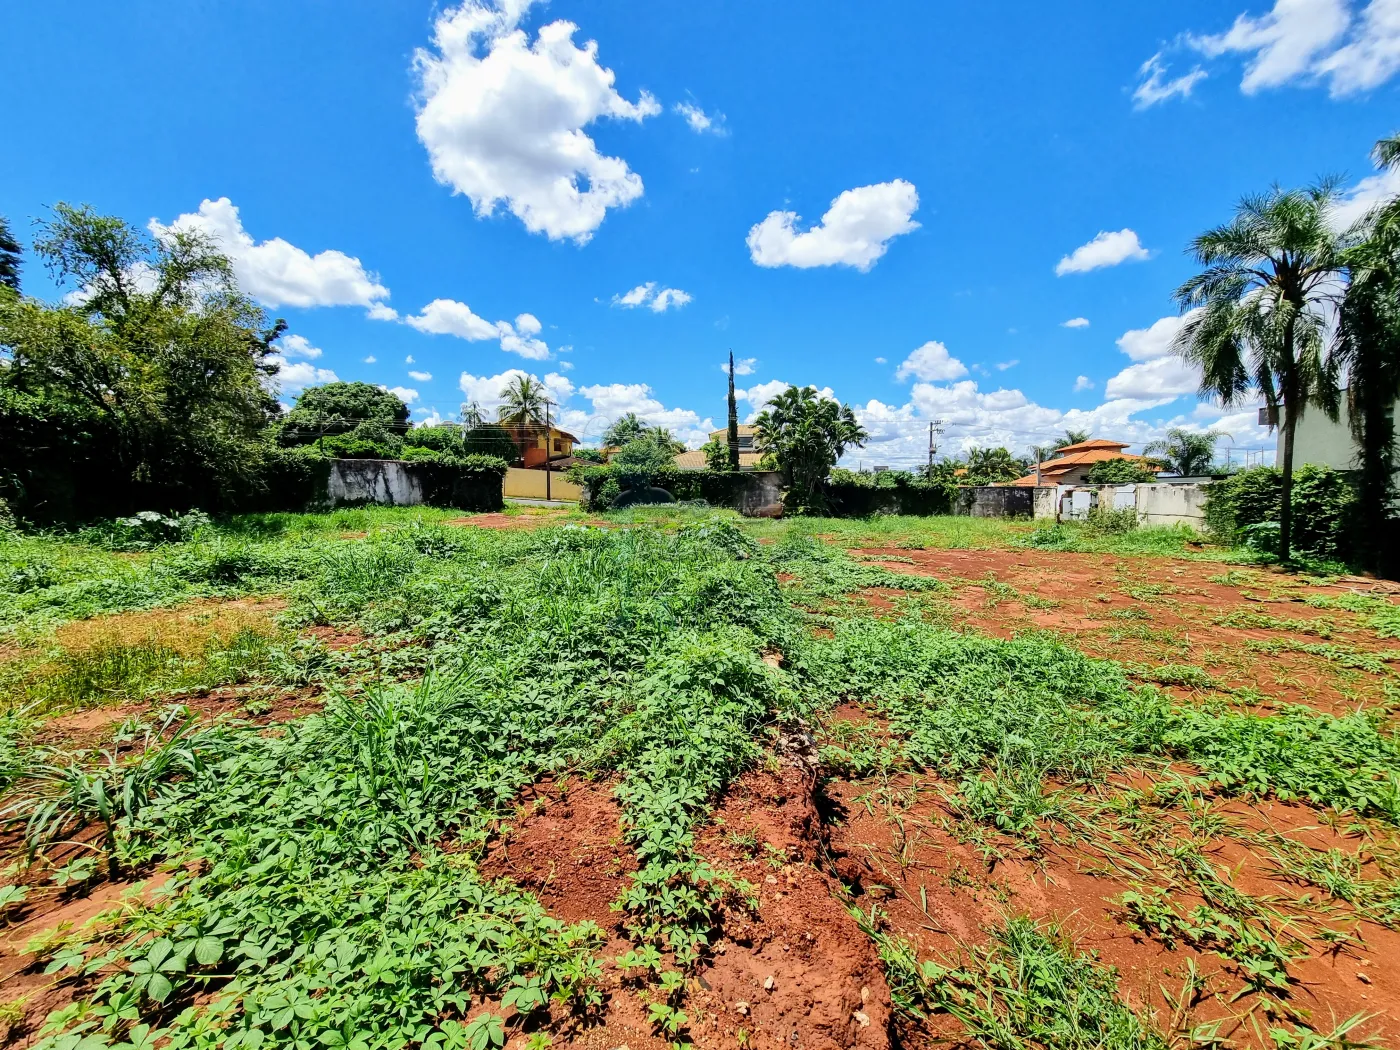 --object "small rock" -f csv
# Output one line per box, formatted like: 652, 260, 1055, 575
1358, 972, 1372, 984
853, 1011, 871, 1028
735, 1001, 750, 1016
860, 985, 870, 1003
765, 874, 778, 884
764, 976, 777, 991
